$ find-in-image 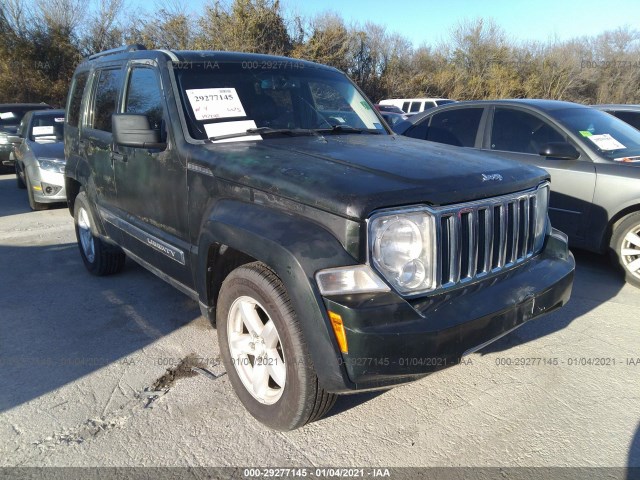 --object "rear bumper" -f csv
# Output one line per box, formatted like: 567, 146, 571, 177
321, 229, 574, 393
